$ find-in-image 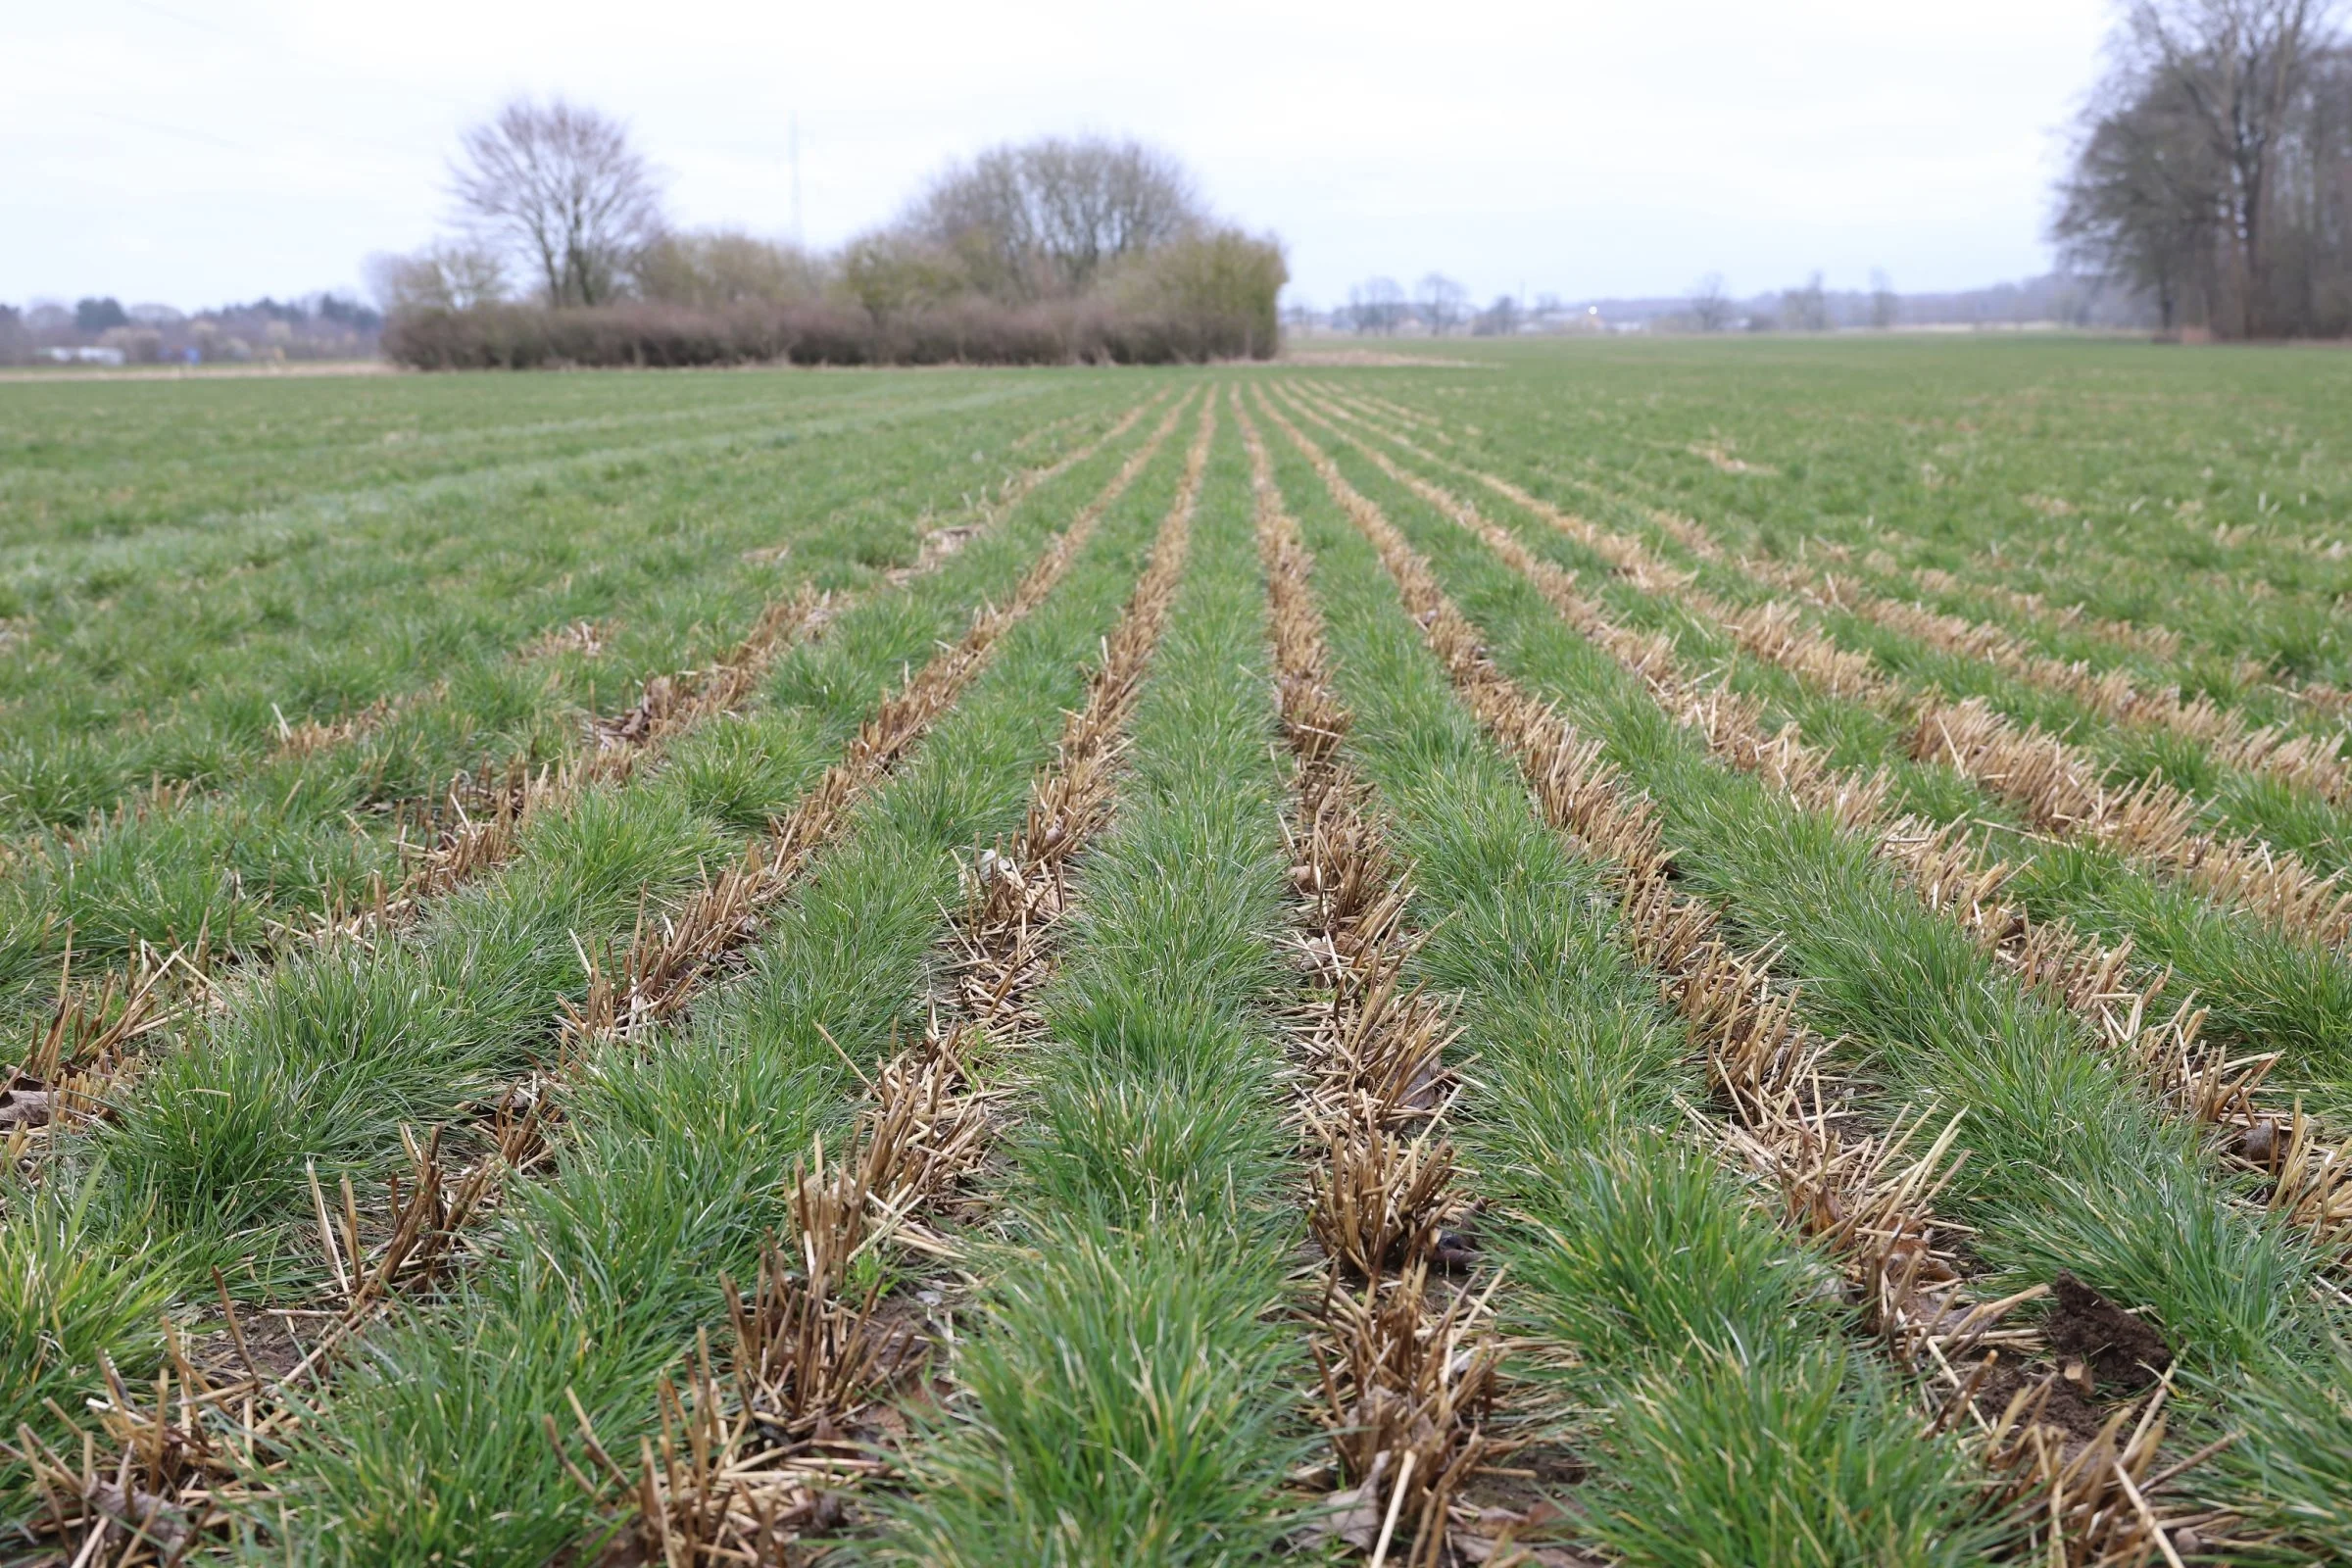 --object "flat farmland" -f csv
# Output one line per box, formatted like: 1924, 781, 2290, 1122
7, 339, 2352, 1566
